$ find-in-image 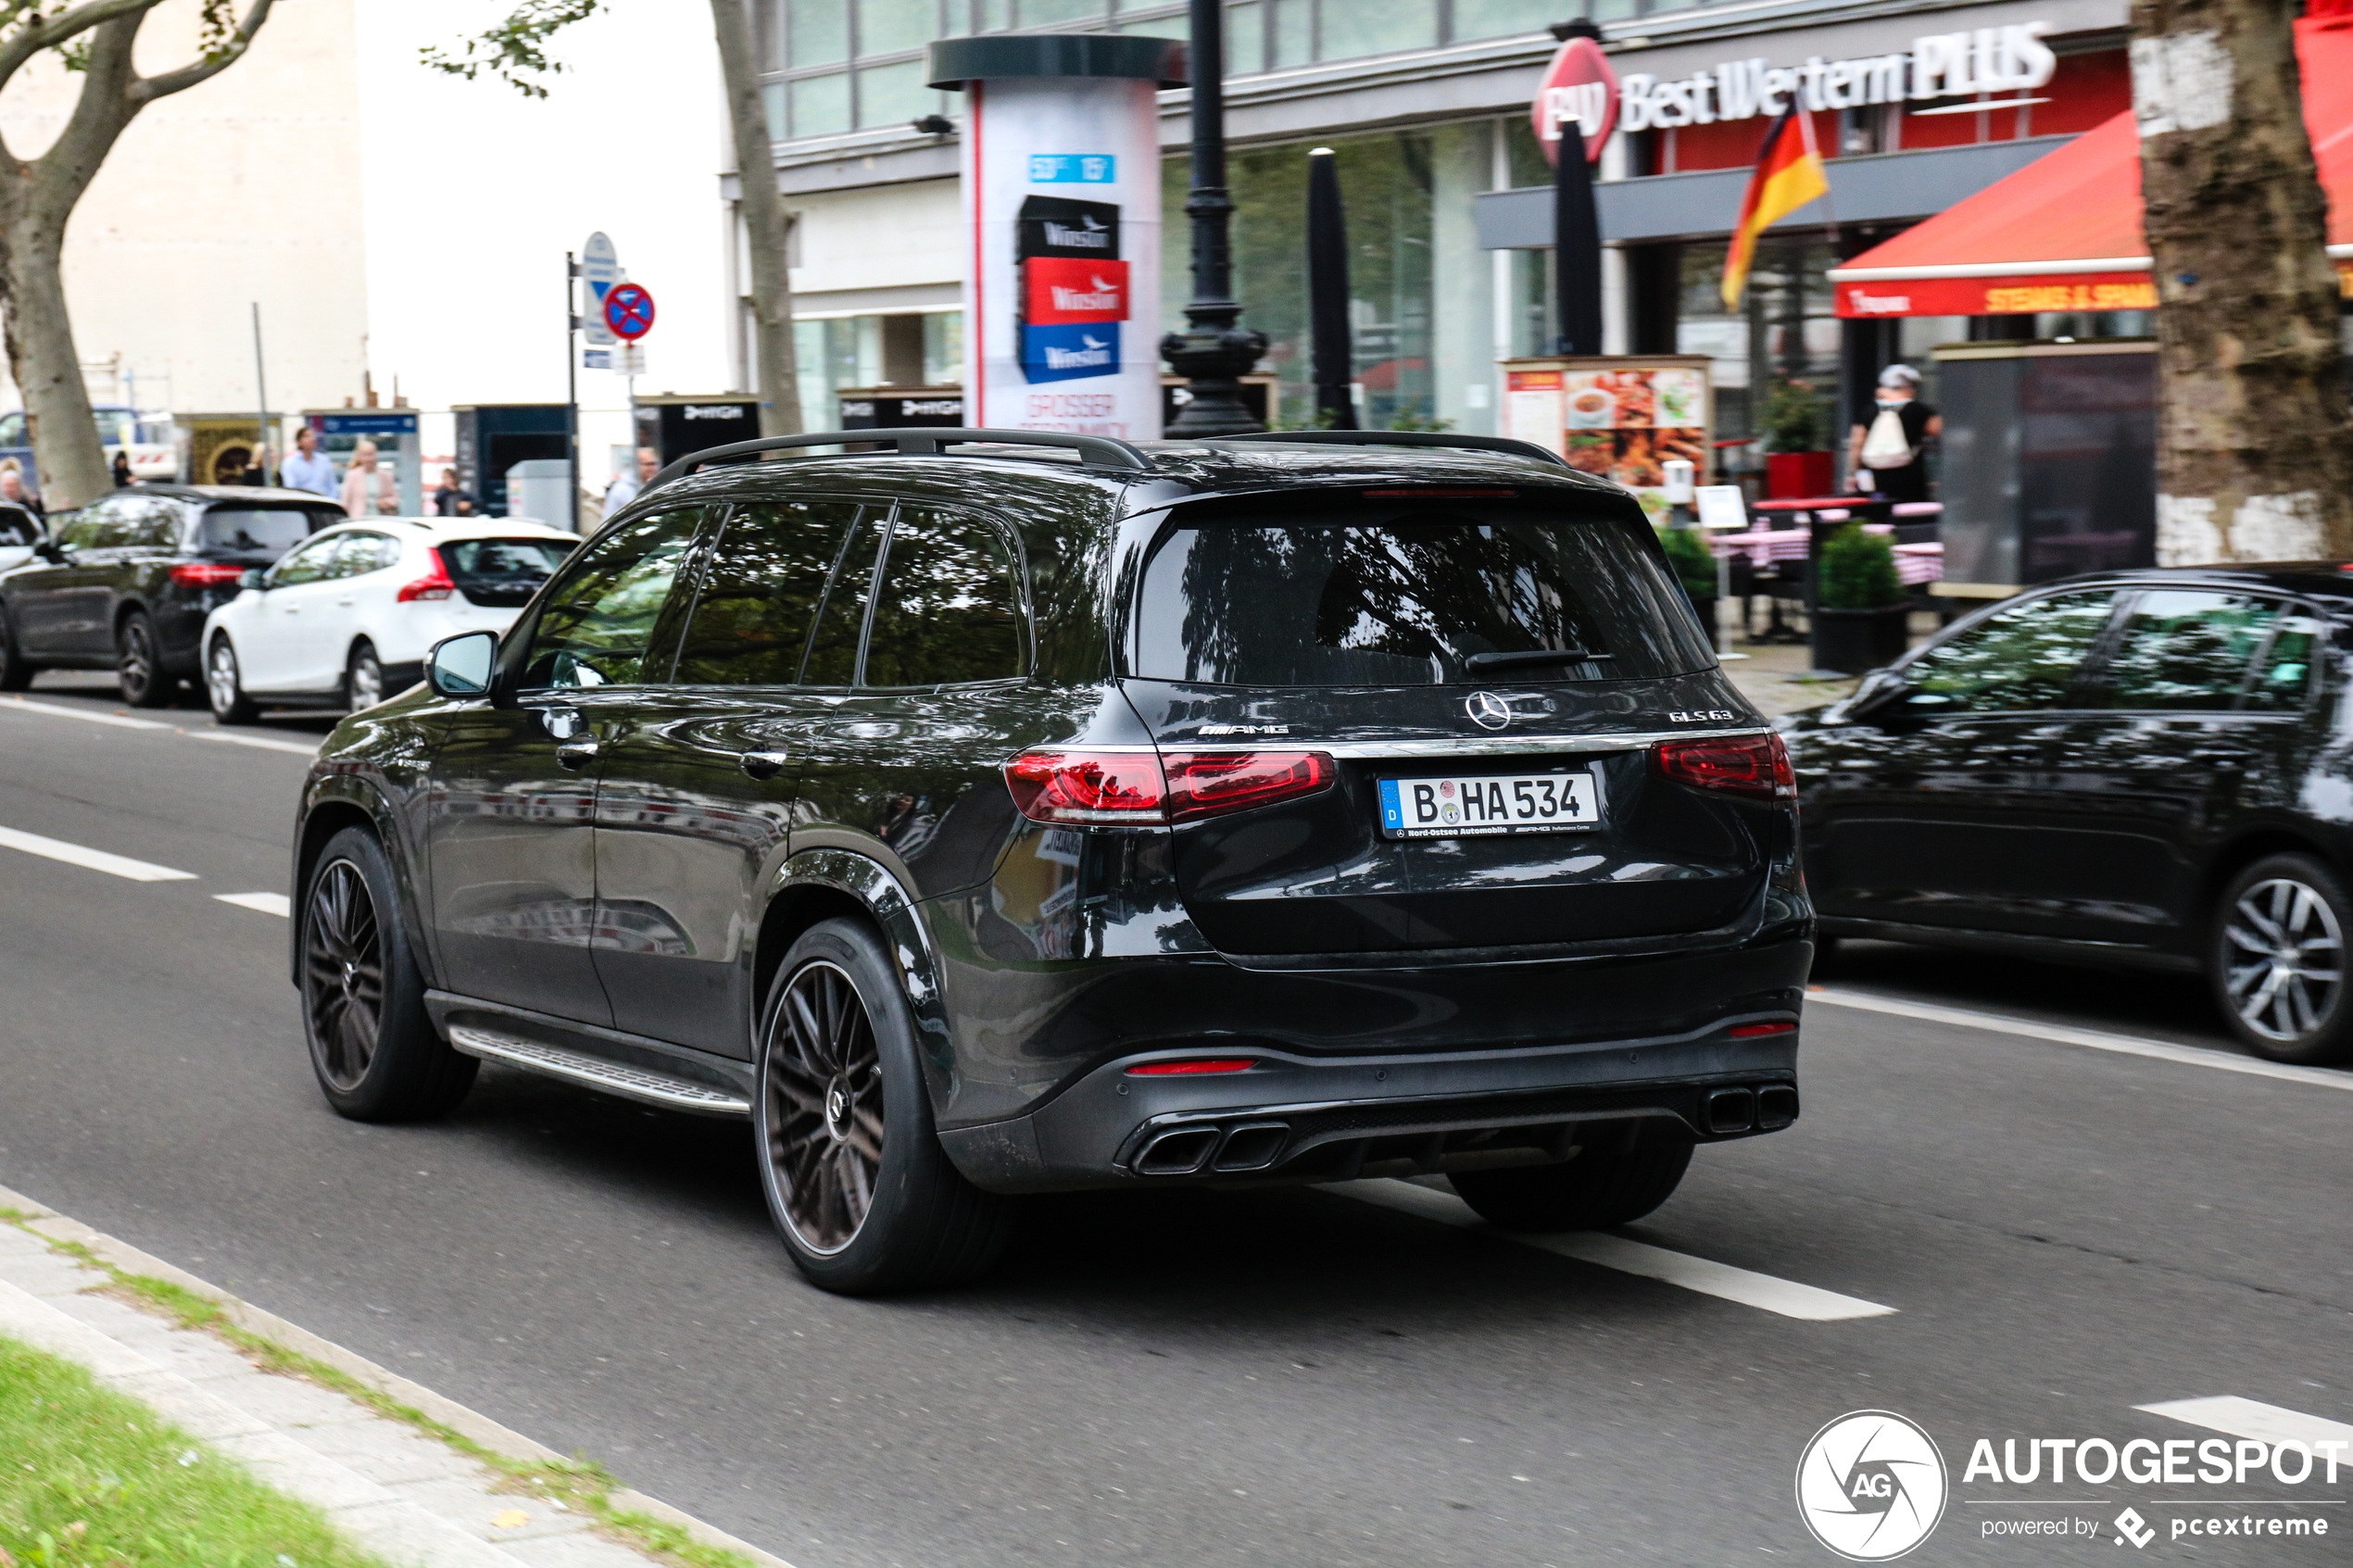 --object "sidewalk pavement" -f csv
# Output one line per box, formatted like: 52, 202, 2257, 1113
0, 1181, 794, 1568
